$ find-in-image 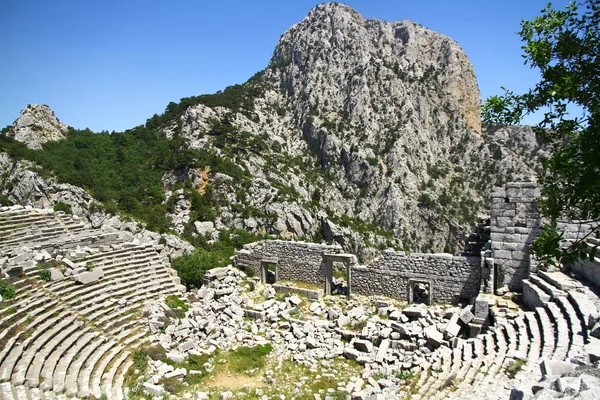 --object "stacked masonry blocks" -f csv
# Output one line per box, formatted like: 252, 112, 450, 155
236, 241, 481, 305
490, 182, 541, 291
236, 240, 343, 286
352, 252, 480, 304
